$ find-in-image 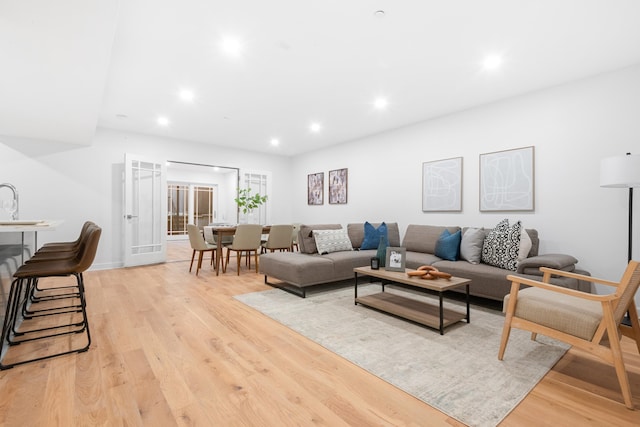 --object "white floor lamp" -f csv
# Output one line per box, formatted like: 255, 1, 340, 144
600, 152, 640, 324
